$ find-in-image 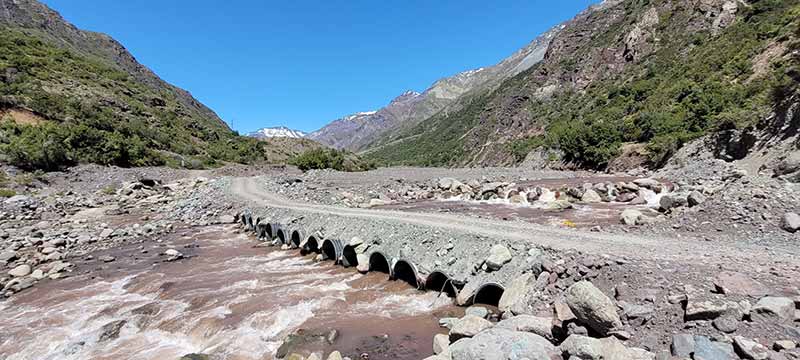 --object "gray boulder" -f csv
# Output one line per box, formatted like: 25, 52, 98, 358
450, 328, 556, 360
687, 190, 707, 207
449, 315, 493, 342
659, 194, 688, 212
495, 315, 554, 340
693, 335, 736, 360
559, 335, 655, 360
781, 213, 800, 233
433, 333, 449, 355
733, 336, 769, 360
620, 209, 644, 226
581, 189, 602, 203
566, 281, 622, 335
751, 296, 795, 322
485, 244, 512, 271
8, 264, 31, 277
